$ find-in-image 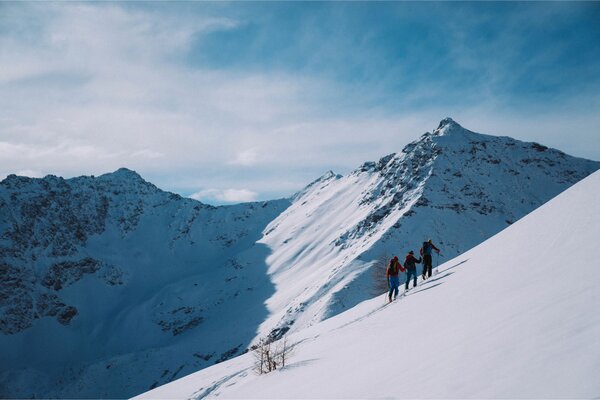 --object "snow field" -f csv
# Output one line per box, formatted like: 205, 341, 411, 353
138, 171, 600, 399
